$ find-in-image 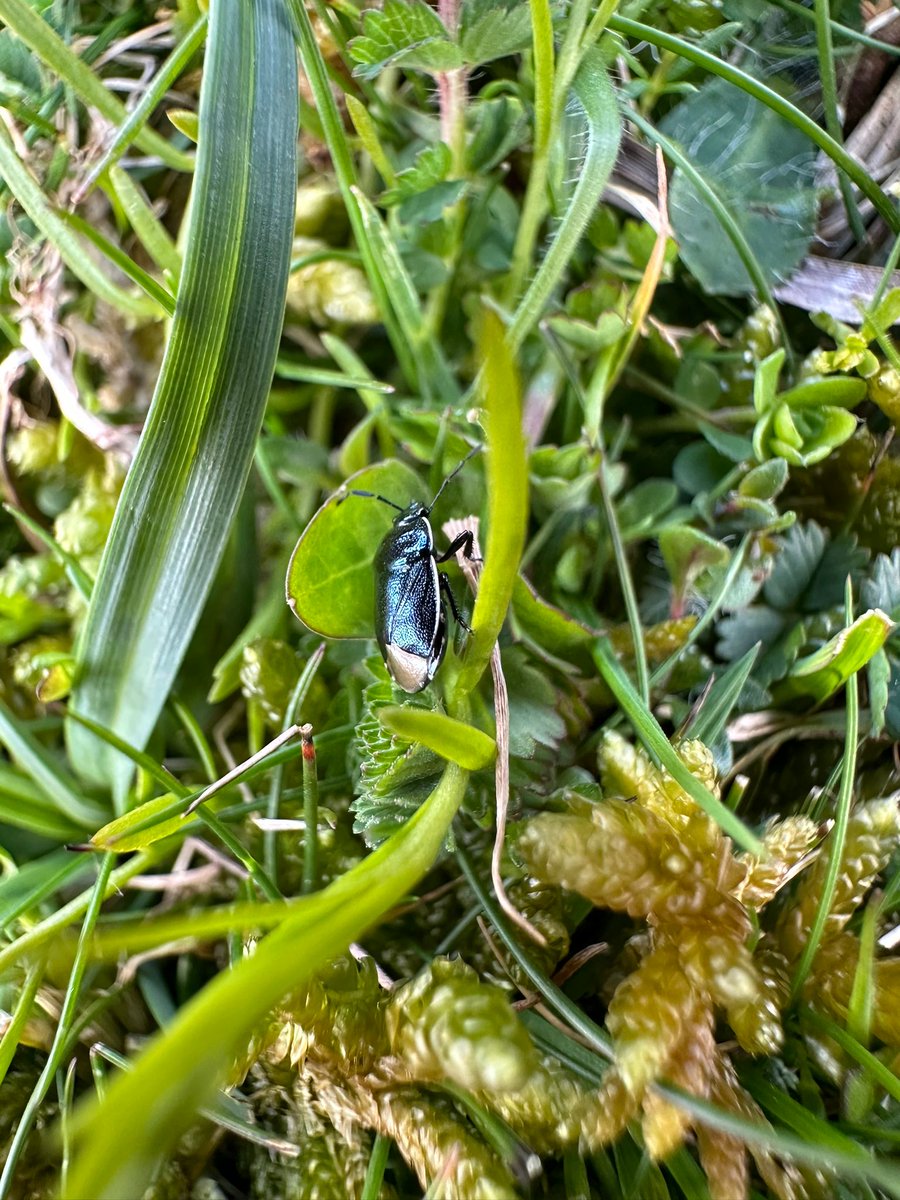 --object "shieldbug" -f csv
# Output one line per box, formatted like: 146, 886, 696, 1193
340, 447, 479, 692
